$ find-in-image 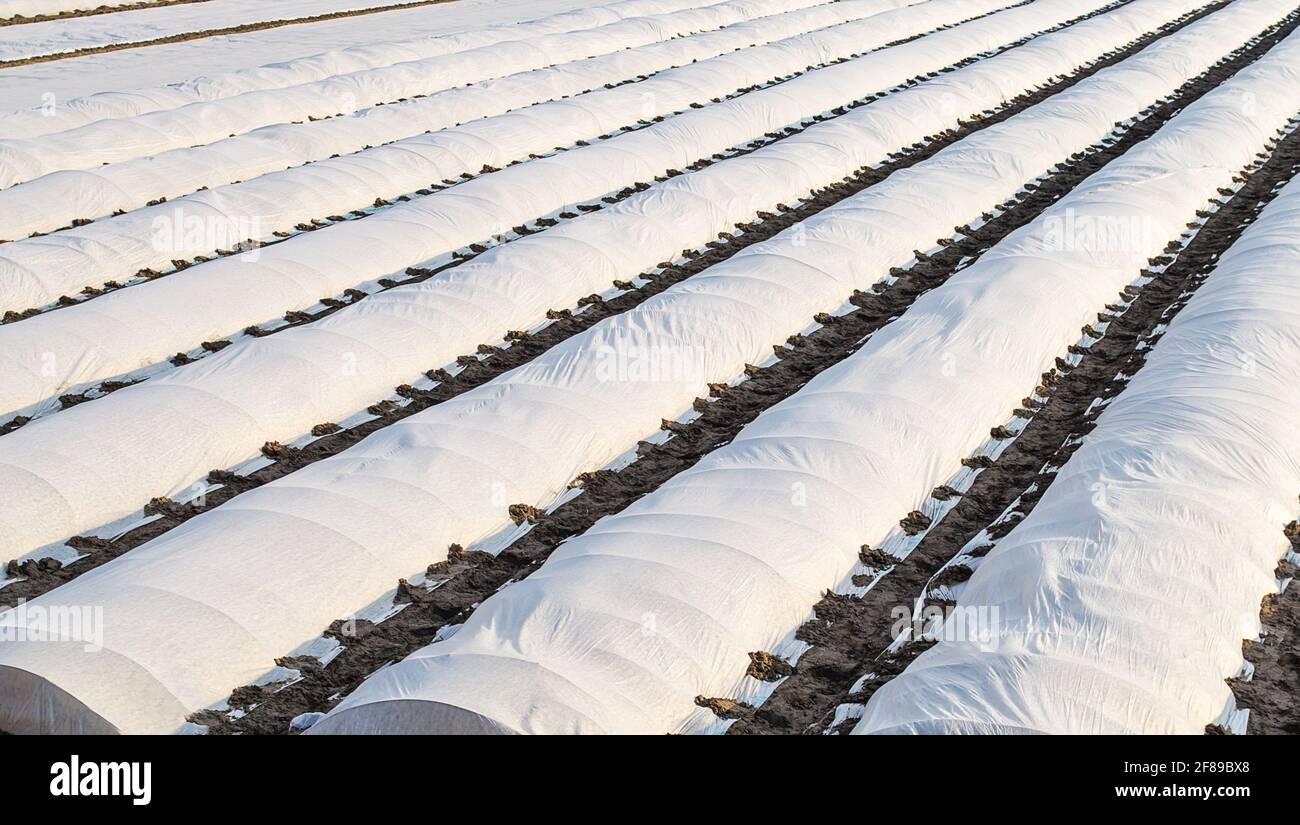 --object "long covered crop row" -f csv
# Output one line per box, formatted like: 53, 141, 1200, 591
855, 147, 1300, 738
0, 0, 892, 238
0, 0, 838, 190
735, 34, 1300, 734
1, 0, 1296, 736
0, 0, 467, 64
0, 0, 1134, 433
0, 0, 1202, 579
209, 0, 1293, 735
300, 4, 1300, 736
0, 0, 710, 136
0, 0, 191, 22
2, 0, 1298, 741
0, 0, 1026, 316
